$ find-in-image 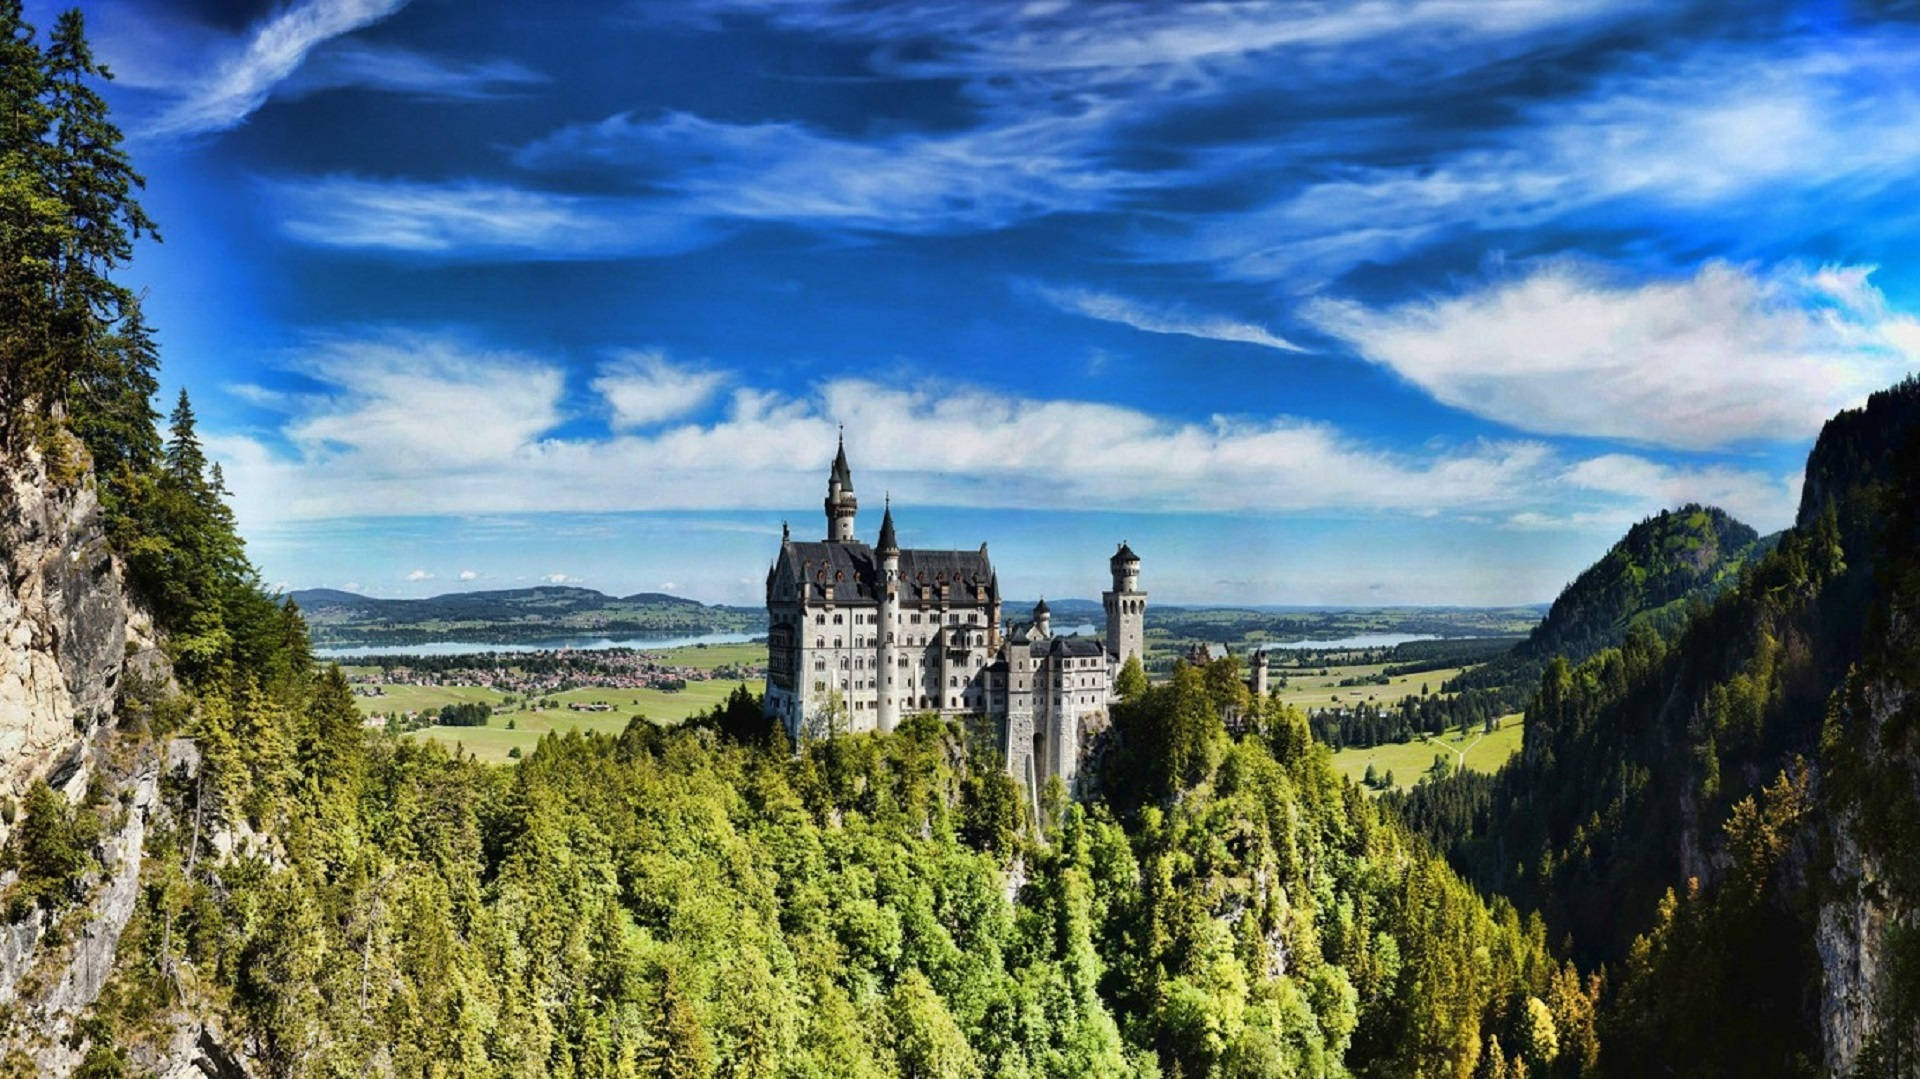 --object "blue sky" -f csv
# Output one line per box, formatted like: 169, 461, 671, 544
37, 0, 1920, 604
